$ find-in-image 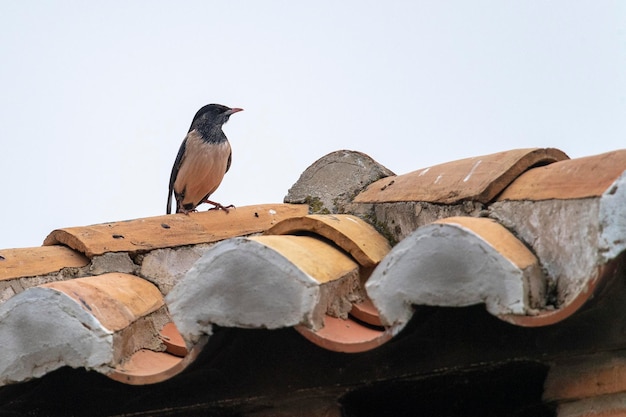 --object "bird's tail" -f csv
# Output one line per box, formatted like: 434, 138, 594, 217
166, 191, 173, 214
